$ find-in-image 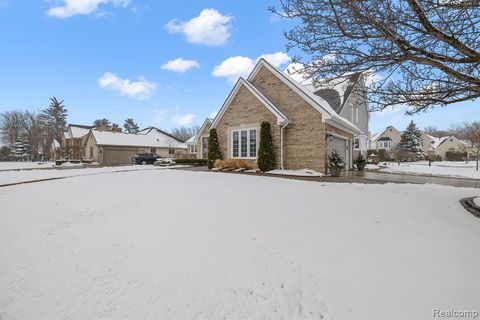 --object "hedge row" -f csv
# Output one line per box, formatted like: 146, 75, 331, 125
174, 159, 208, 166
445, 151, 468, 161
